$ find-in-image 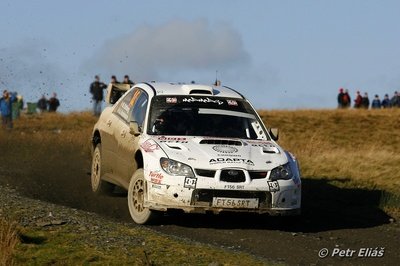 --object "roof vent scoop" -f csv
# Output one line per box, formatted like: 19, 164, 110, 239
182, 84, 214, 95
189, 89, 213, 95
